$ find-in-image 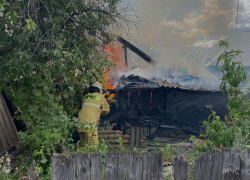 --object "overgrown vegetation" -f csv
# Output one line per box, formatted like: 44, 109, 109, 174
0, 0, 141, 179
195, 40, 250, 152
1, 0, 248, 178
